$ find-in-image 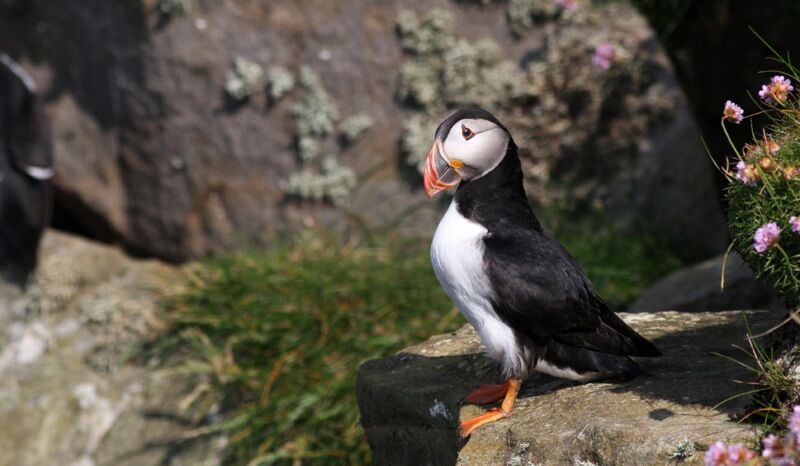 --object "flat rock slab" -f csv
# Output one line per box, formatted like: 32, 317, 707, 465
357, 311, 775, 466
